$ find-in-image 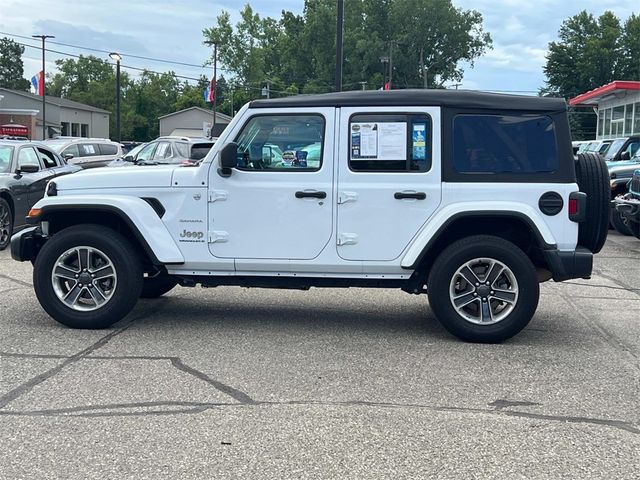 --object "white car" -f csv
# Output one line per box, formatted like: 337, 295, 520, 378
11, 90, 609, 343
44, 137, 123, 168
